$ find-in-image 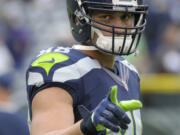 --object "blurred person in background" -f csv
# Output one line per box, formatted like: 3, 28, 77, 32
153, 0, 180, 73
143, 0, 180, 73
1, 14, 32, 70
0, 63, 30, 135
0, 21, 30, 135
0, 111, 29, 135
155, 21, 180, 73
0, 0, 34, 116
0, 22, 15, 112
0, 0, 33, 69
140, 1, 180, 135
144, 0, 170, 55
143, 0, 170, 73
26, 0, 148, 135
